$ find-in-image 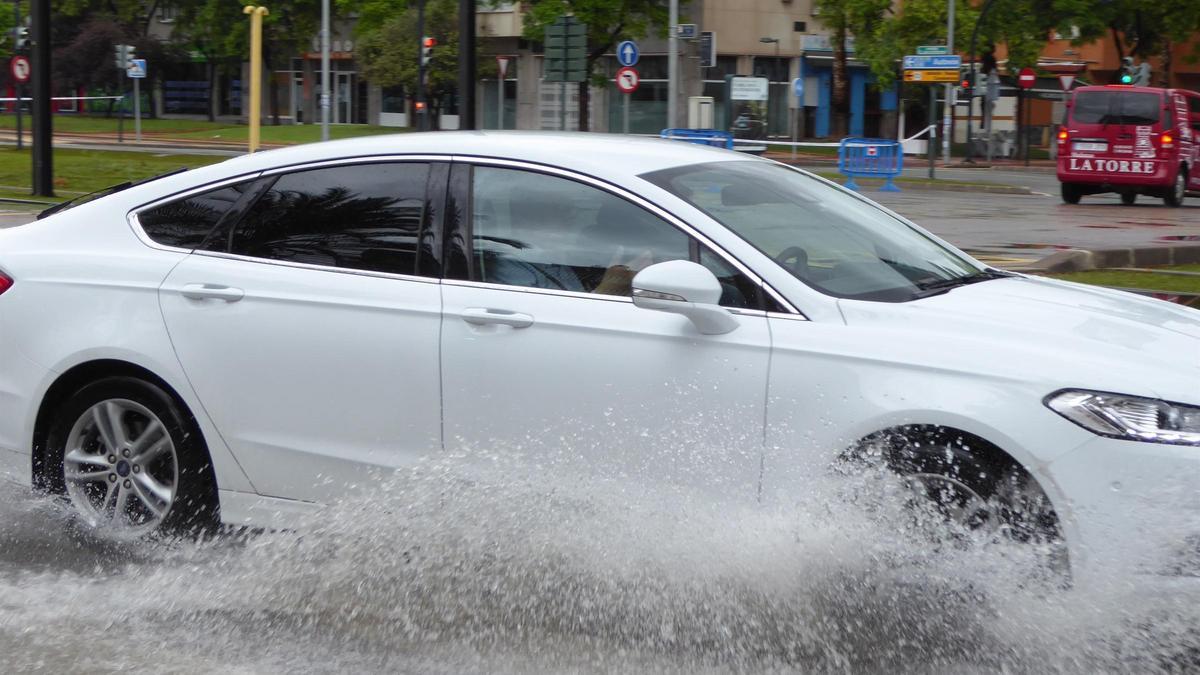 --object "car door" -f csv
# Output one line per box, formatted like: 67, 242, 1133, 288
438, 161, 773, 496
156, 160, 446, 502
